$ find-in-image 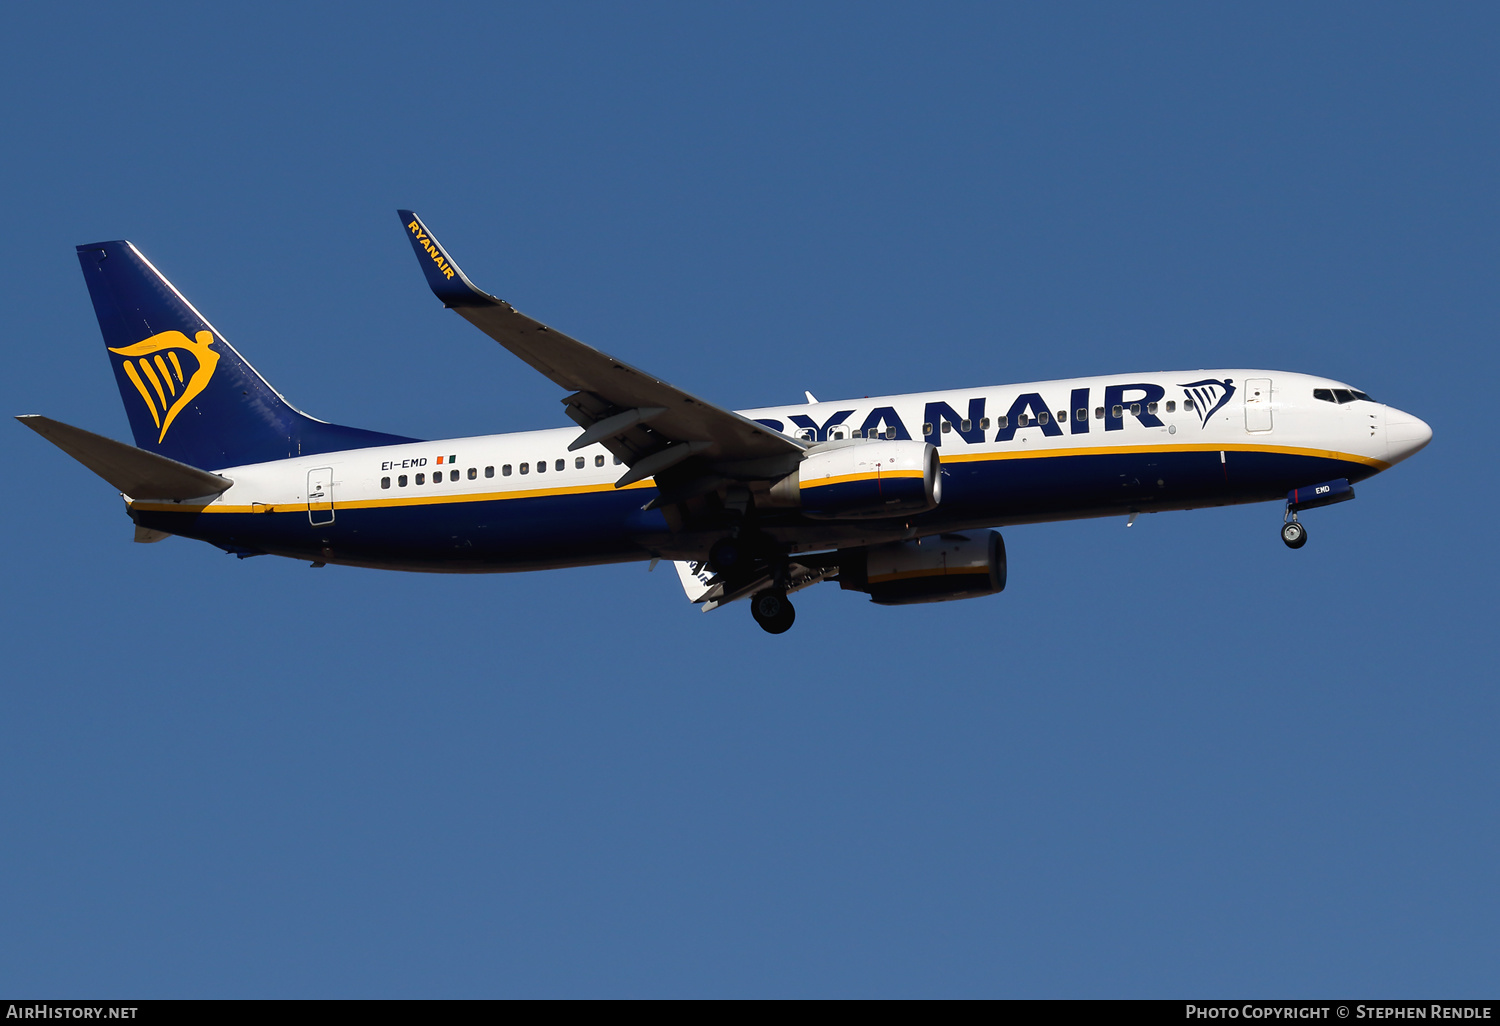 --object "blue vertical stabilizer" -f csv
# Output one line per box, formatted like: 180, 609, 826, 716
78, 241, 418, 470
